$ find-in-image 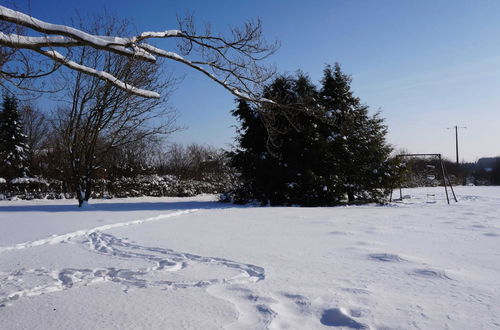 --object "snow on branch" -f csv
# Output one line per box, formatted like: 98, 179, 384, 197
0, 5, 277, 102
